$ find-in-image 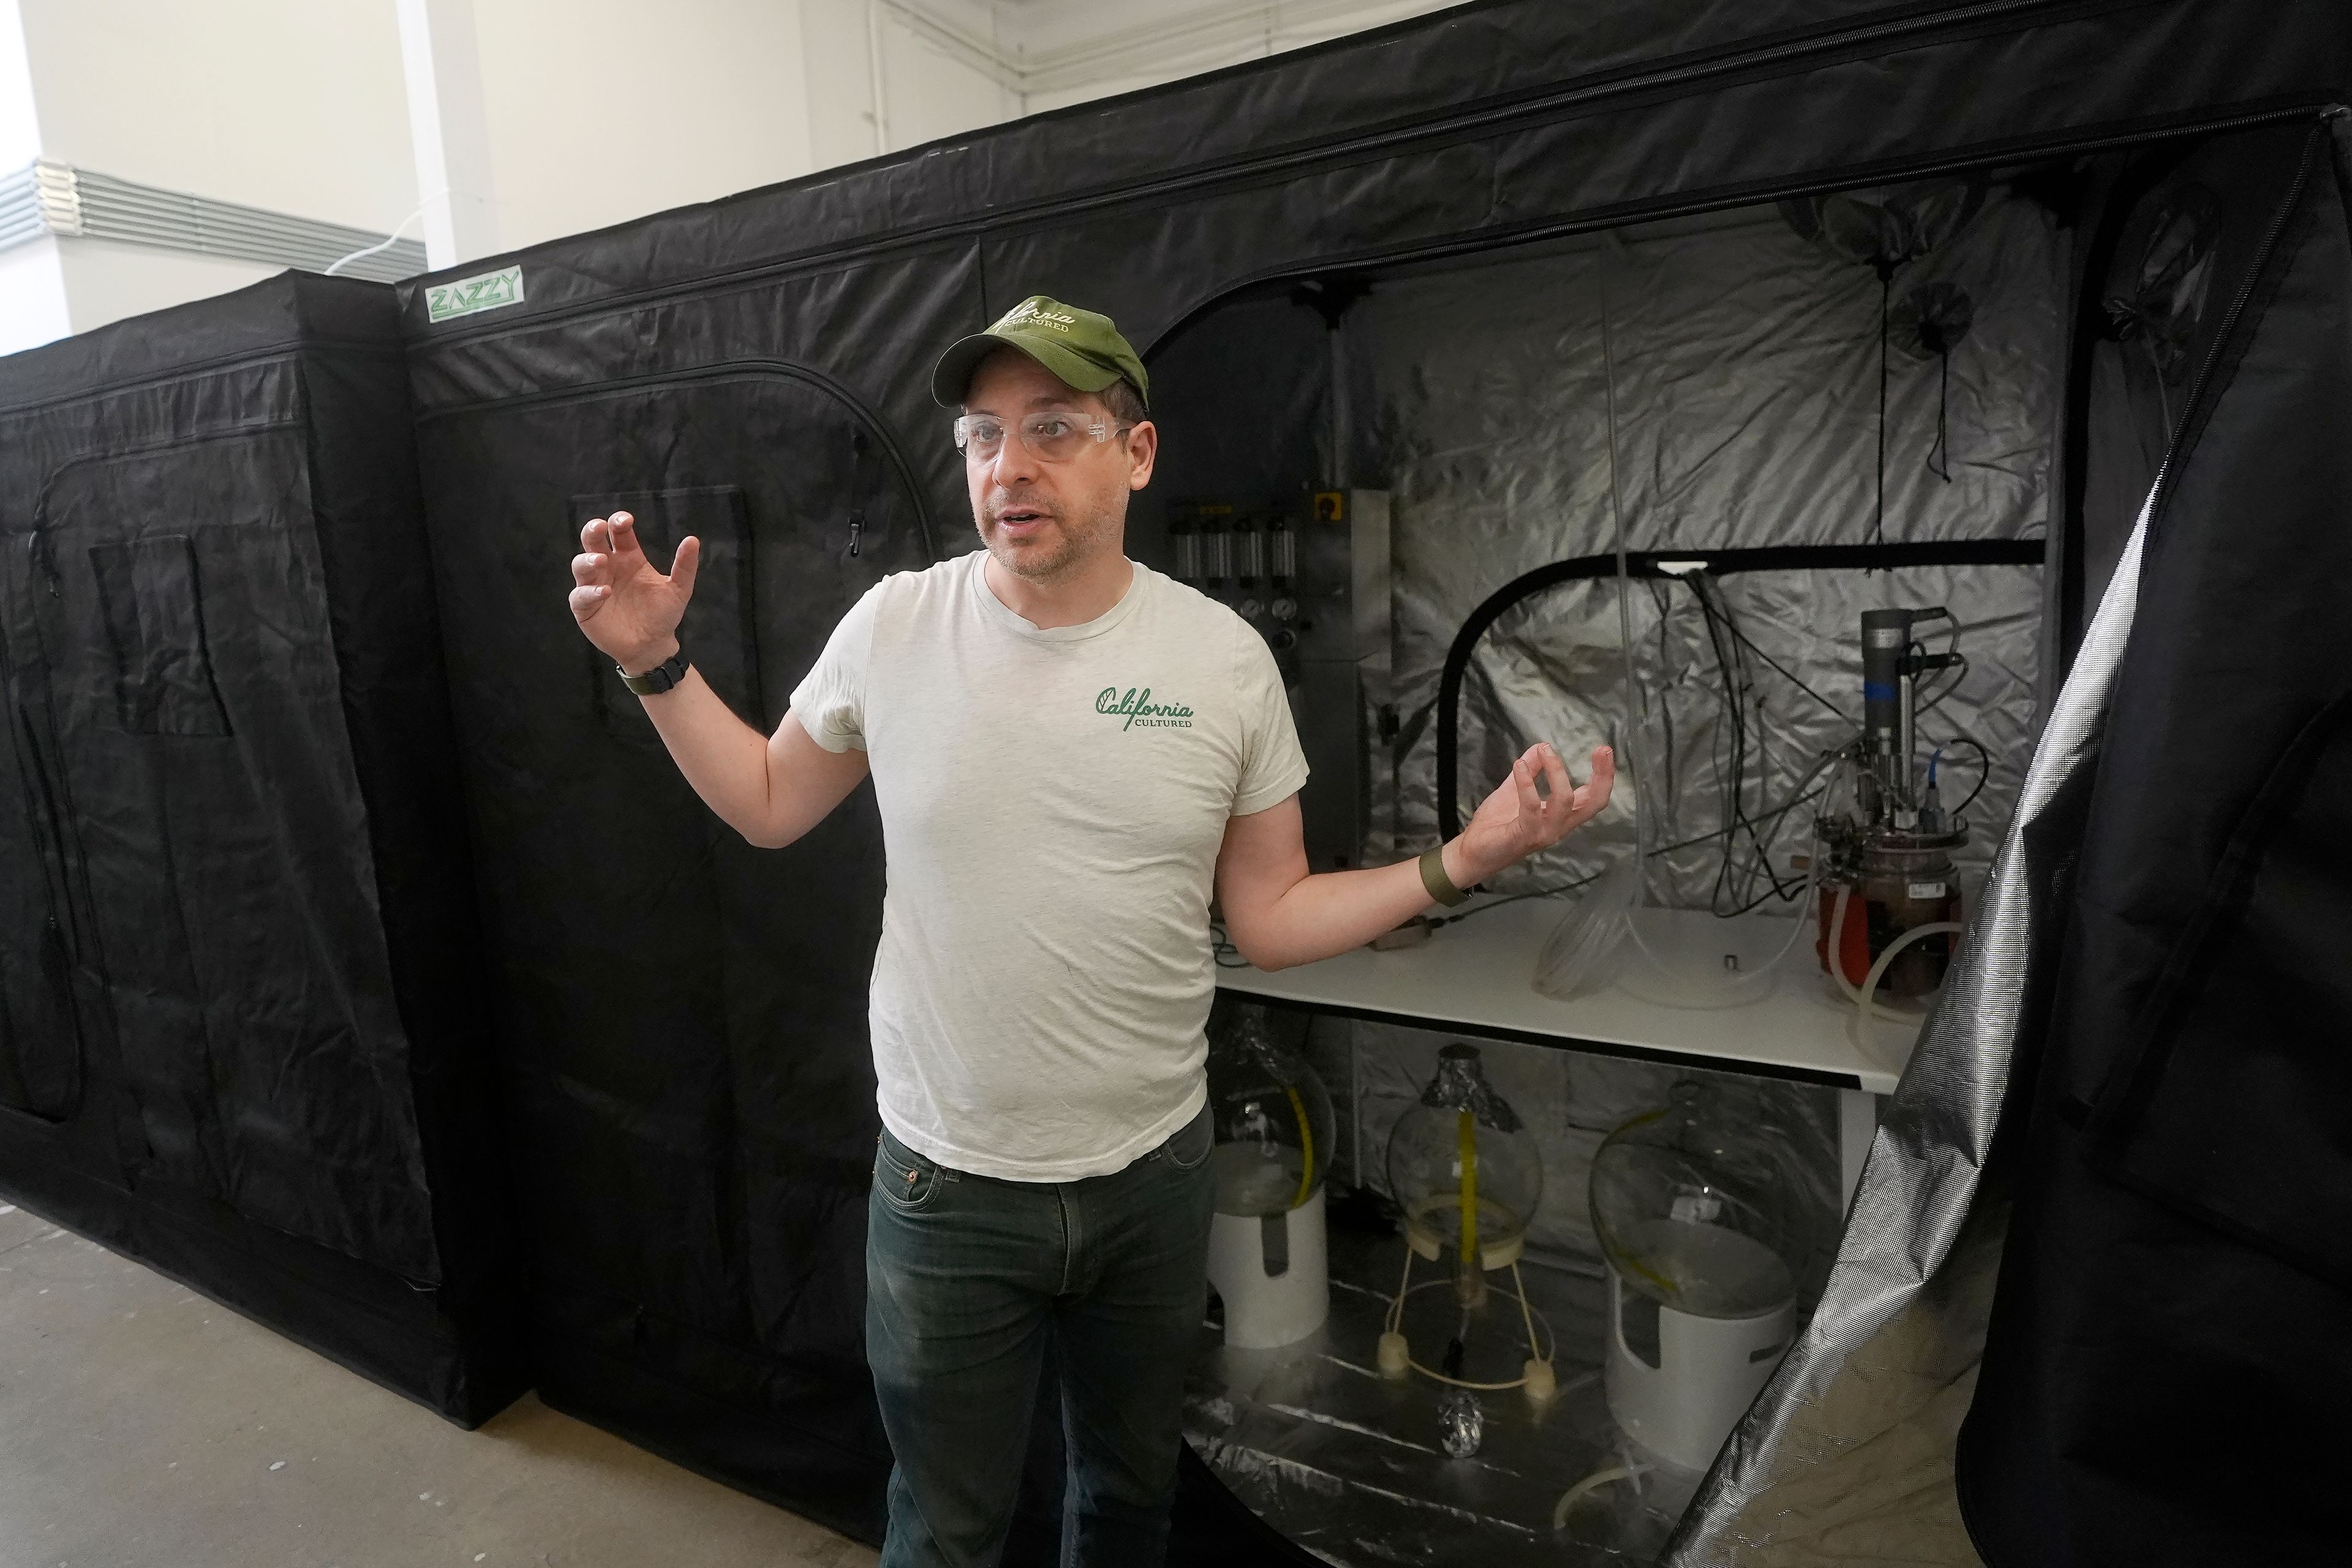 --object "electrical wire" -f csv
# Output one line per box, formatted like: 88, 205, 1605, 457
1440, 869, 1607, 923
1676, 571, 1845, 916
1929, 731, 1992, 818
1918, 651, 1971, 718
1710, 607, 1845, 720
1450, 756, 1845, 930
320, 189, 445, 276
1875, 266, 1892, 548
